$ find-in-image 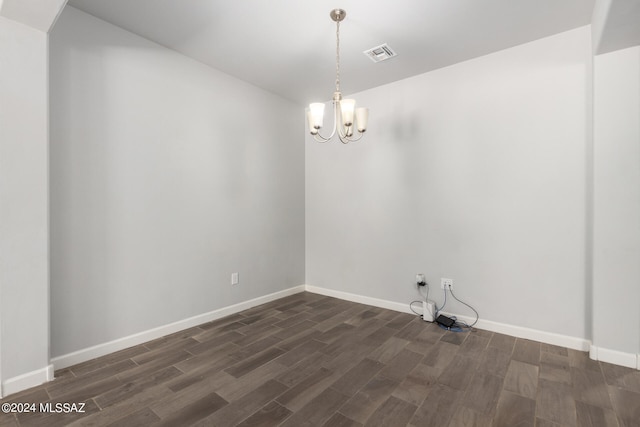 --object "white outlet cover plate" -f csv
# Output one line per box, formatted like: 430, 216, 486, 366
441, 278, 453, 289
